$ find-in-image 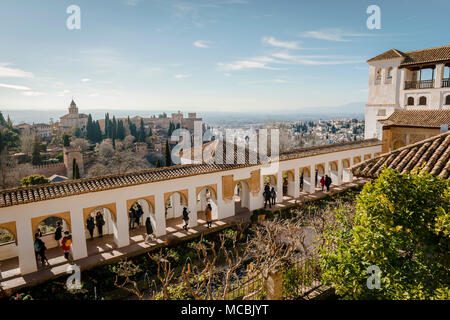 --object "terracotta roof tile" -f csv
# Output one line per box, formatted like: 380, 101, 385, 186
352, 131, 450, 179
380, 109, 450, 128
368, 45, 450, 66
